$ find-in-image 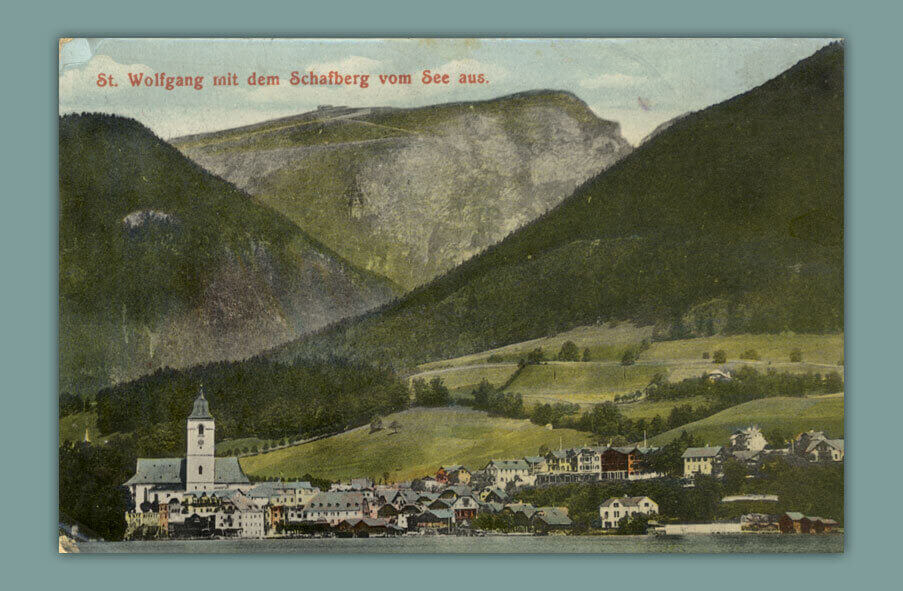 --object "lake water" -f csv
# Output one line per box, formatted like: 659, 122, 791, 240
75, 533, 843, 554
